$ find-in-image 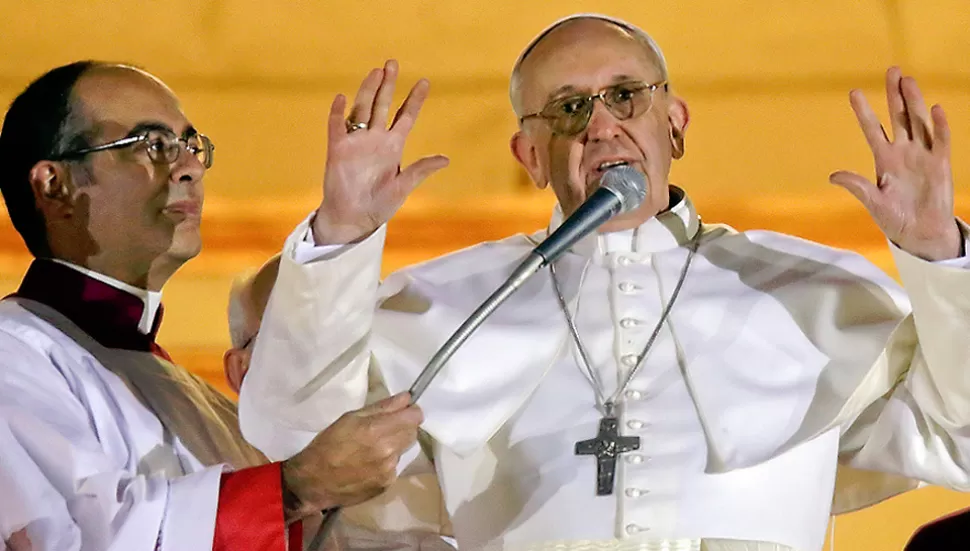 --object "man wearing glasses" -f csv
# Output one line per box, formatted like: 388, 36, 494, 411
0, 61, 427, 550
241, 12, 970, 551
